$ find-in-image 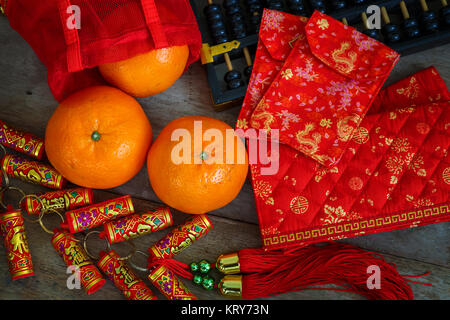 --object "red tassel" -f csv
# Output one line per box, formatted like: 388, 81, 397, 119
239, 242, 430, 300
148, 242, 431, 300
